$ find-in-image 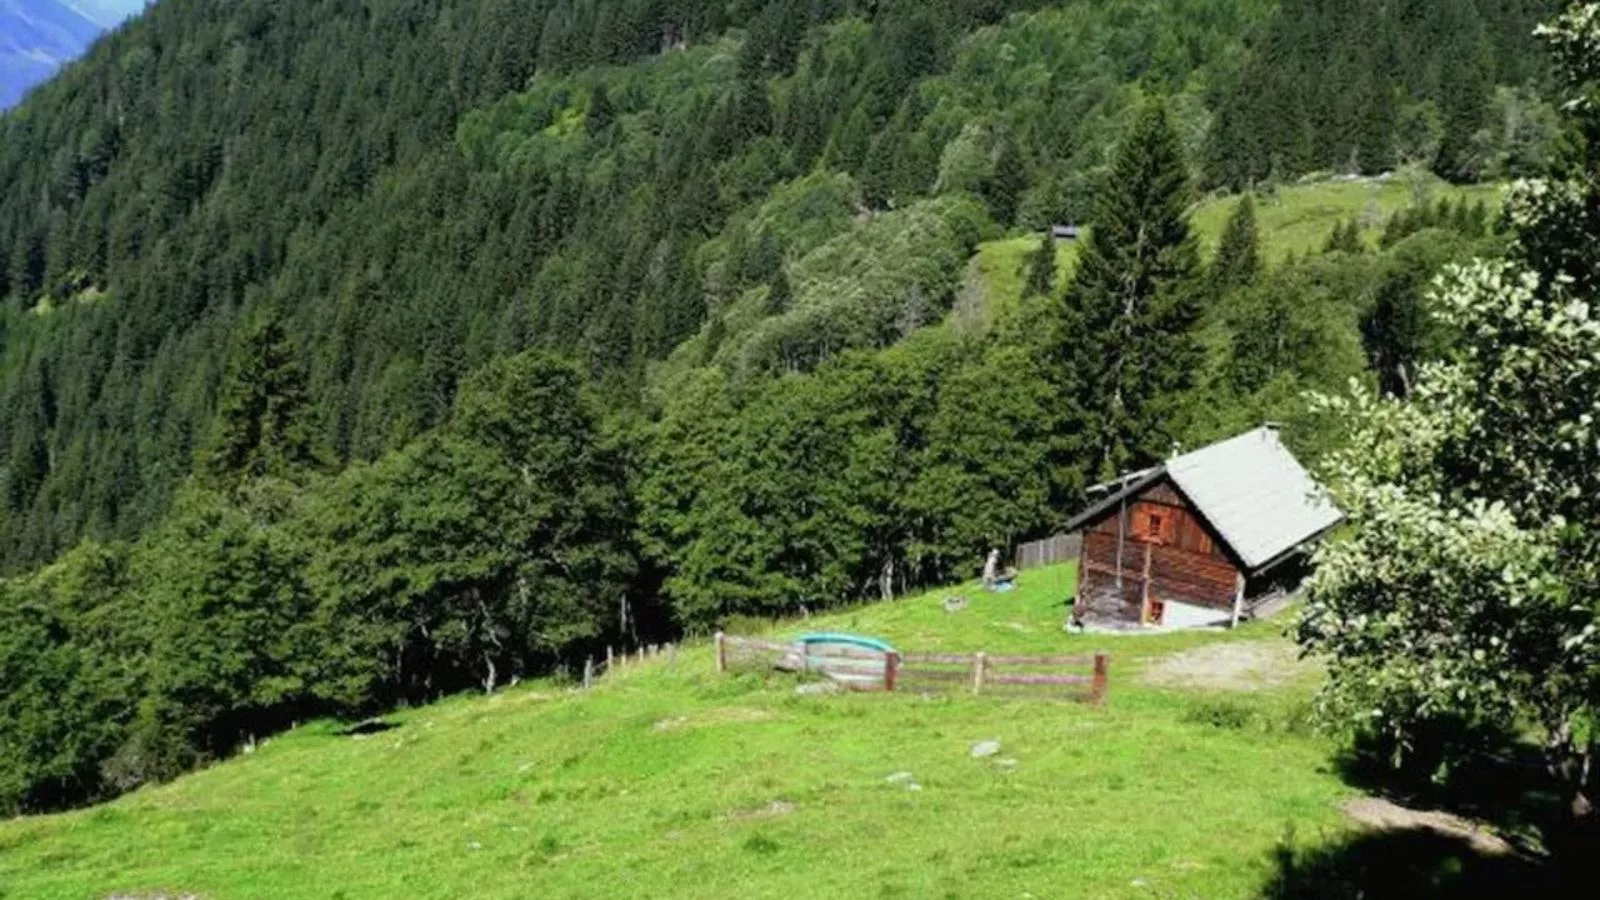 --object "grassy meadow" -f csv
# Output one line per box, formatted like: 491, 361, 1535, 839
0, 564, 1366, 899
974, 175, 1505, 323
